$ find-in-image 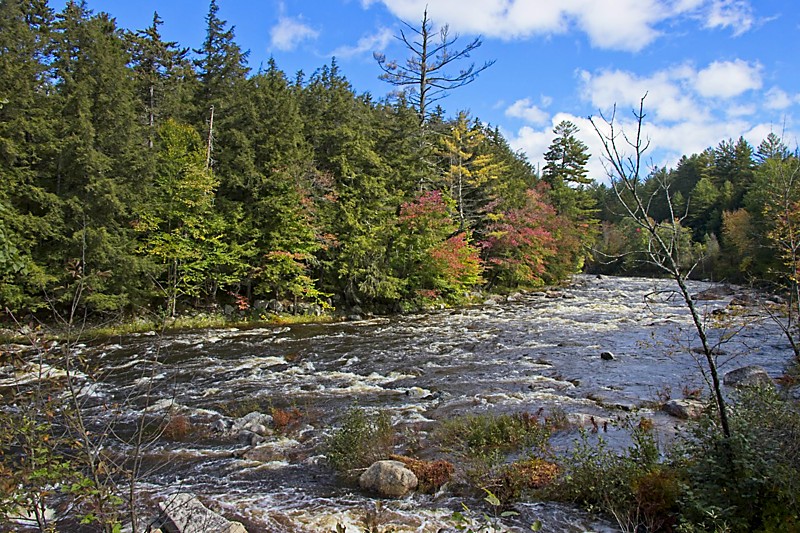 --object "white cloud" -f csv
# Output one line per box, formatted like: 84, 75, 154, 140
364, 0, 756, 52
704, 0, 754, 35
331, 28, 394, 58
578, 66, 704, 123
505, 98, 550, 125
508, 59, 798, 185
694, 59, 762, 98
270, 16, 319, 51
764, 87, 797, 110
